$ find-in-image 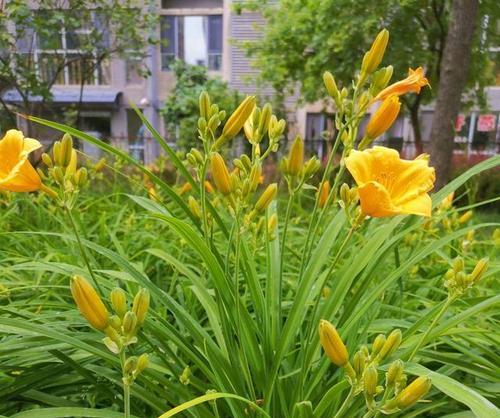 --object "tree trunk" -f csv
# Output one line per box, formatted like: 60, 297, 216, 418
429, 0, 478, 189
409, 94, 423, 156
